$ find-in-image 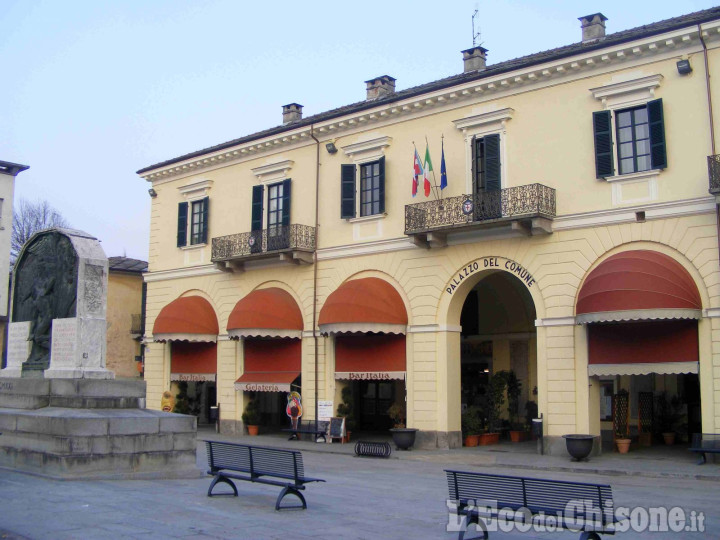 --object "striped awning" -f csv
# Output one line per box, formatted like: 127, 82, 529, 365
318, 277, 408, 335
153, 296, 218, 342
227, 288, 303, 339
